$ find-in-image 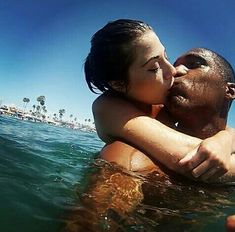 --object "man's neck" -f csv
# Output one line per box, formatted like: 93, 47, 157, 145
177, 115, 227, 139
